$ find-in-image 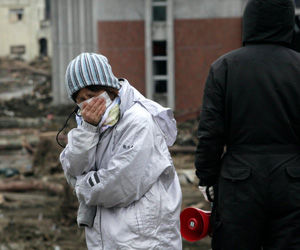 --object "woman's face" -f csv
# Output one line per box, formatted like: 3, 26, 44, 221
75, 88, 105, 104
